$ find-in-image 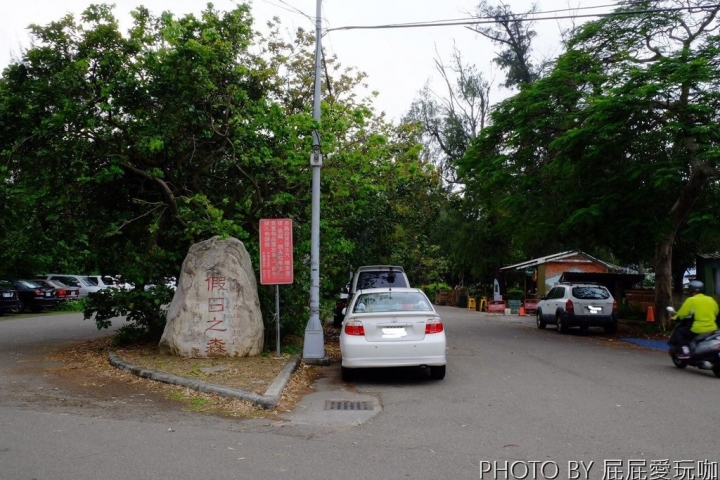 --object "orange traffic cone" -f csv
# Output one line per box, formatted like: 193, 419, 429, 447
646, 306, 655, 323
519, 306, 526, 316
